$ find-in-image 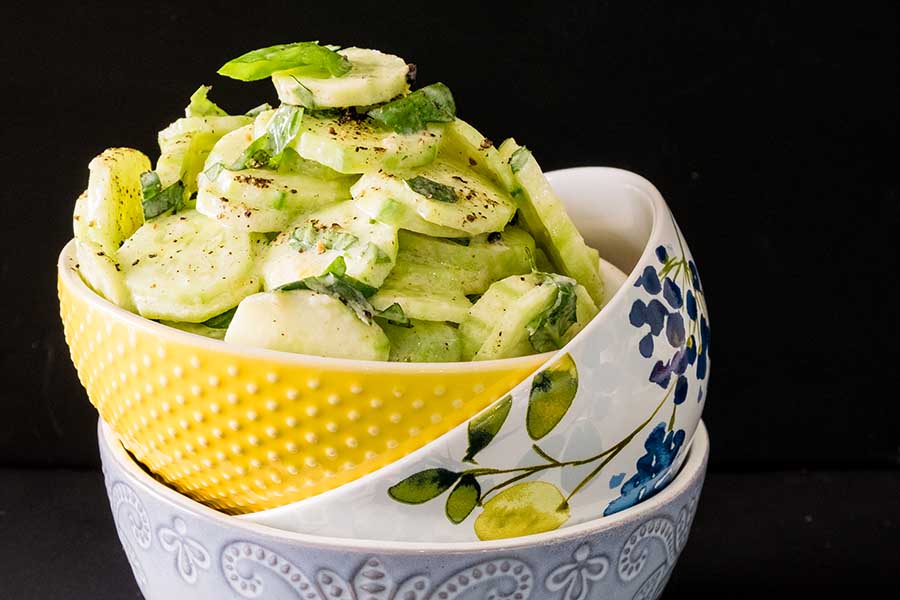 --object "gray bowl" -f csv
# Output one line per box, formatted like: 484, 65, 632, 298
98, 419, 709, 600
